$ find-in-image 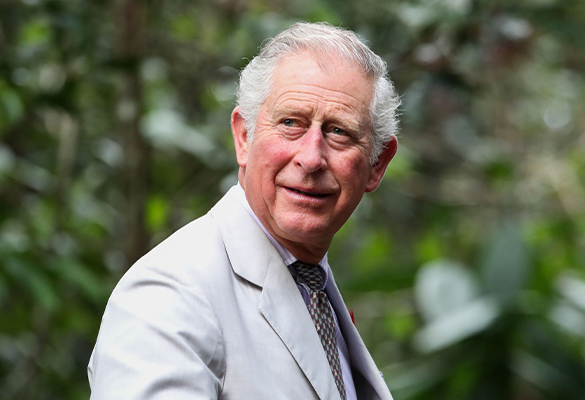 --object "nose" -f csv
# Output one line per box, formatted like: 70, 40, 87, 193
295, 125, 327, 173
